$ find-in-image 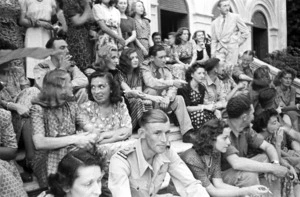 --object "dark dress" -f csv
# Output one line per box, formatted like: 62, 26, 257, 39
177, 83, 216, 129
120, 16, 136, 48
196, 44, 211, 60
64, 0, 94, 71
